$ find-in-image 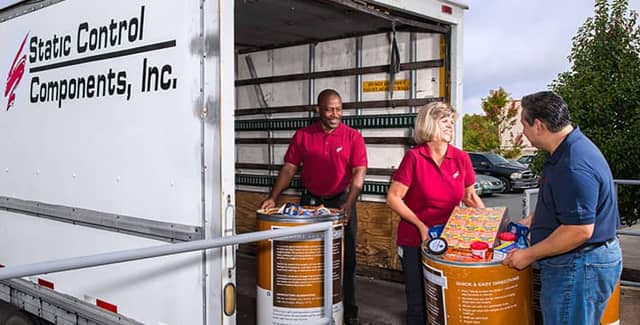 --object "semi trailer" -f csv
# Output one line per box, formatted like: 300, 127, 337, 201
0, 0, 466, 324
